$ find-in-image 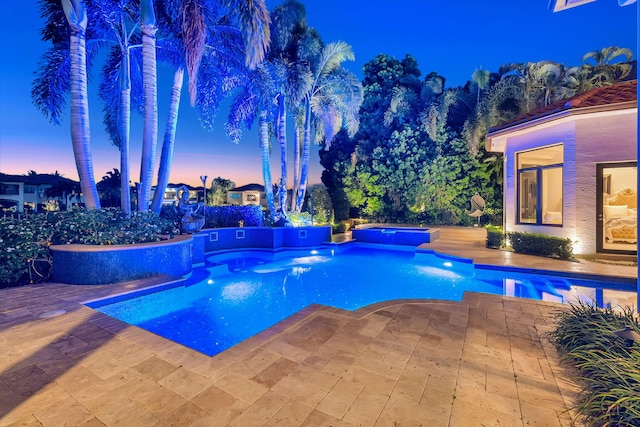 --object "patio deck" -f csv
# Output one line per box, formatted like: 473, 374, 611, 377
0, 227, 637, 426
